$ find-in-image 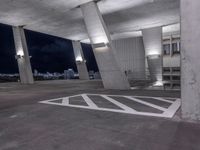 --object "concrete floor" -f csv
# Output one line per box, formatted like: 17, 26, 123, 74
0, 80, 200, 150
